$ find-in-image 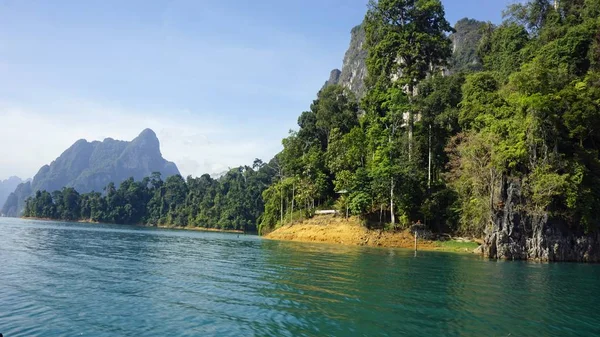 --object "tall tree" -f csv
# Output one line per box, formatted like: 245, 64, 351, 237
363, 0, 453, 224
